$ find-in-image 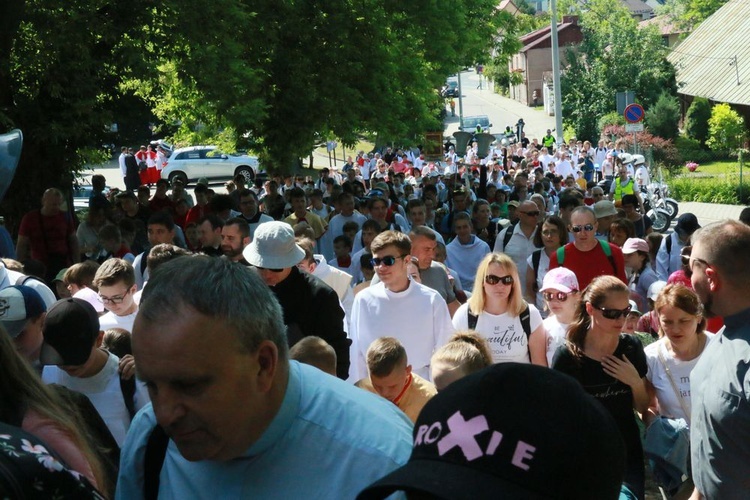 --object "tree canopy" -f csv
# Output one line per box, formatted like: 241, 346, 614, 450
559, 0, 676, 141
1, 0, 501, 226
